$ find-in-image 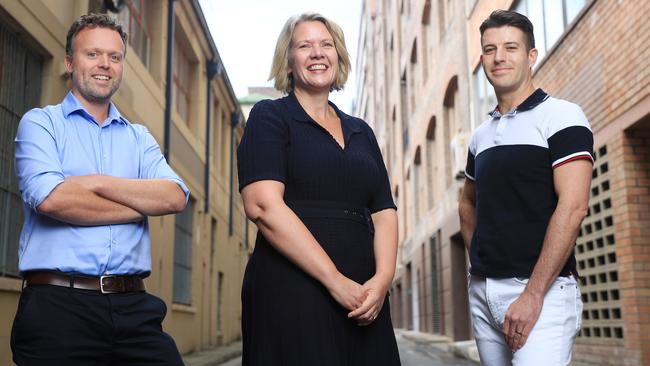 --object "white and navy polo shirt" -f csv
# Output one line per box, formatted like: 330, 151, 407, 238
465, 89, 594, 278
